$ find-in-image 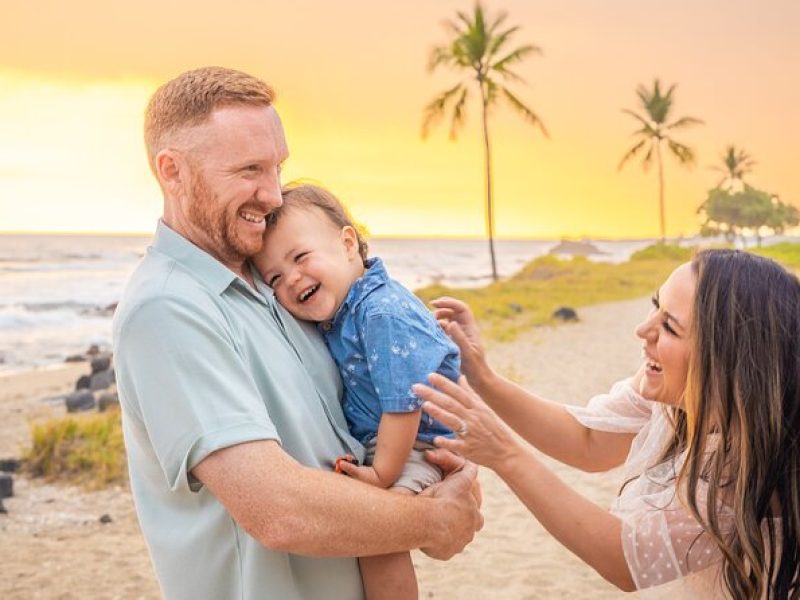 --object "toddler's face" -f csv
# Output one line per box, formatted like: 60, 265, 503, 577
253, 206, 364, 322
